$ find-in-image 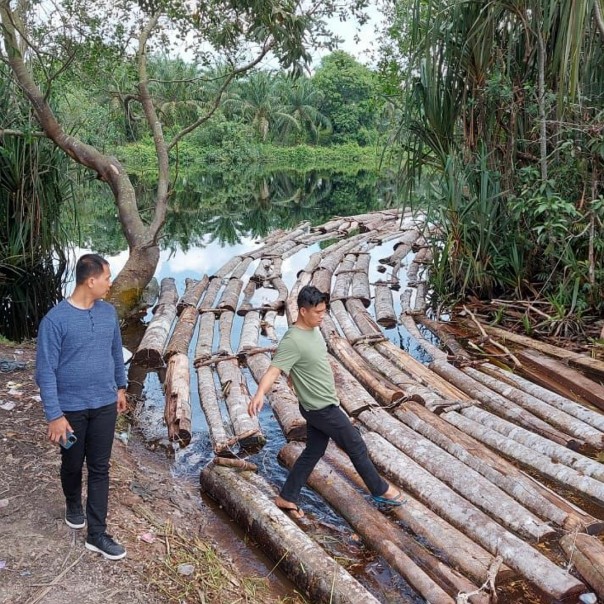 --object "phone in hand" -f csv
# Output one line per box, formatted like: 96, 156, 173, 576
60, 431, 77, 450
